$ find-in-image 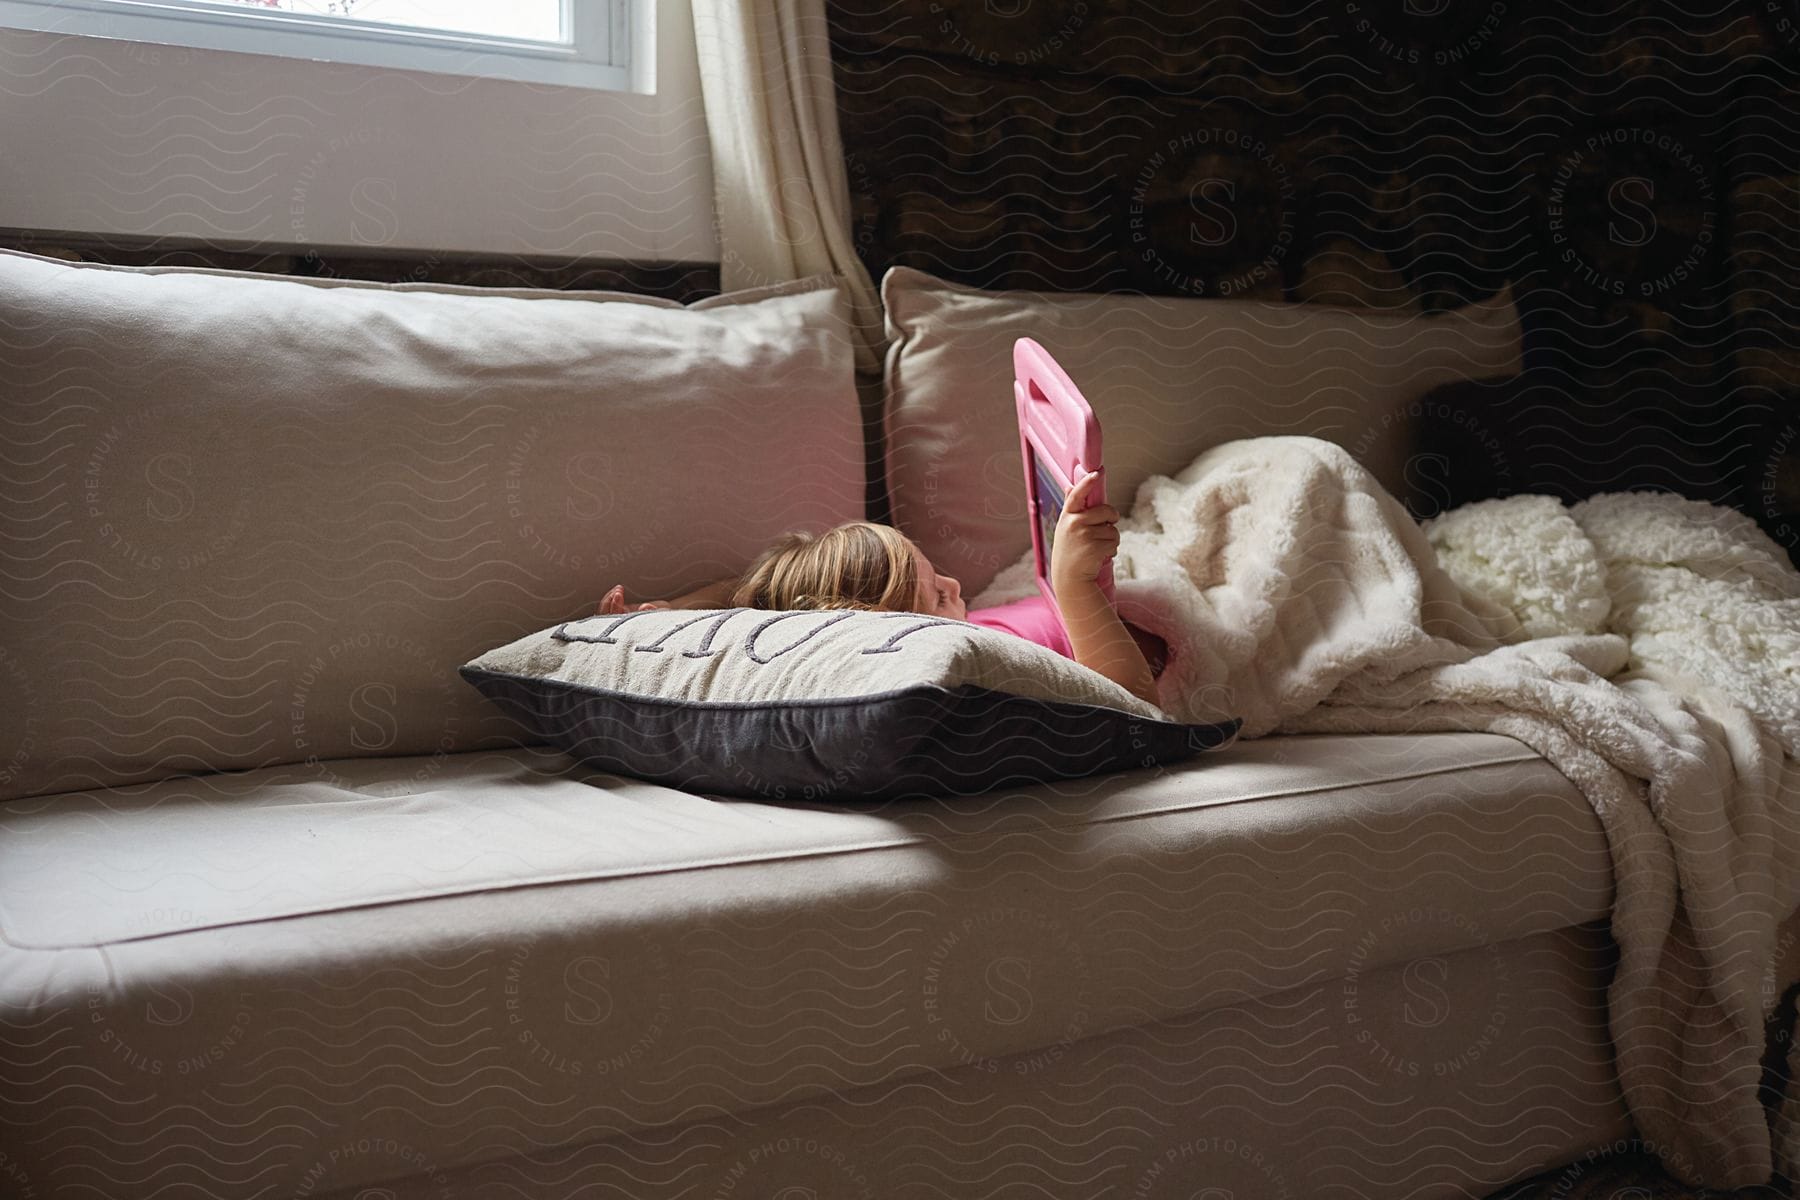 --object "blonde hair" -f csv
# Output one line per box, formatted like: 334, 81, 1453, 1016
730, 521, 920, 613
